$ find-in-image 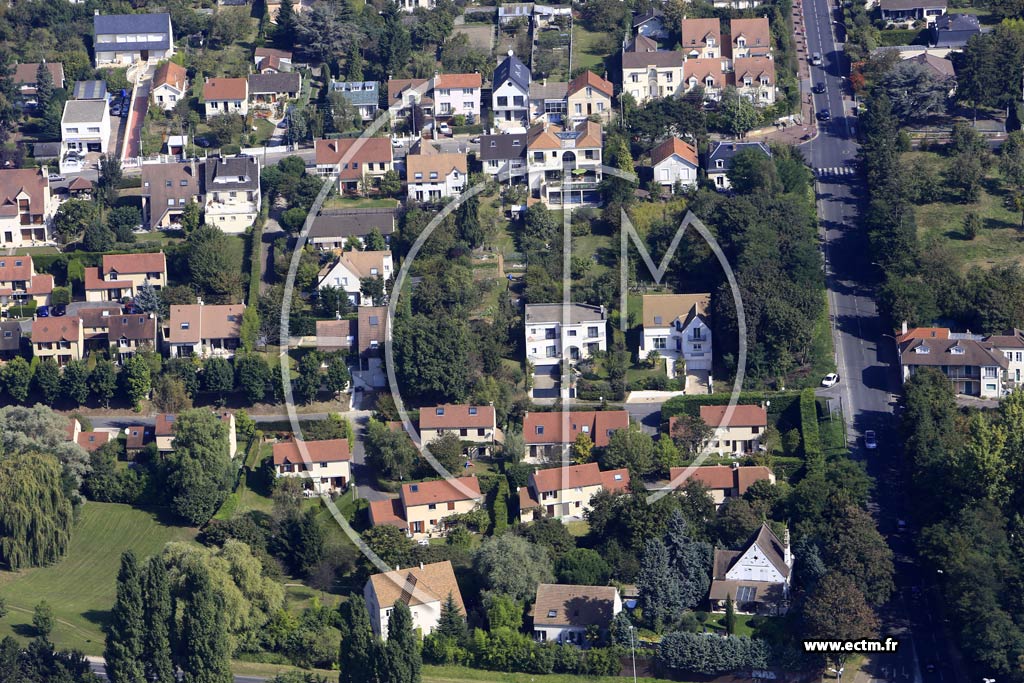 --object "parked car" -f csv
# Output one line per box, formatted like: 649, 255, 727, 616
821, 372, 840, 387
52, 304, 66, 317
811, 52, 823, 66
470, 136, 481, 143
812, 82, 826, 94
36, 305, 49, 317
48, 173, 65, 182
110, 105, 122, 116
816, 109, 831, 122
864, 430, 877, 449
438, 122, 452, 135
